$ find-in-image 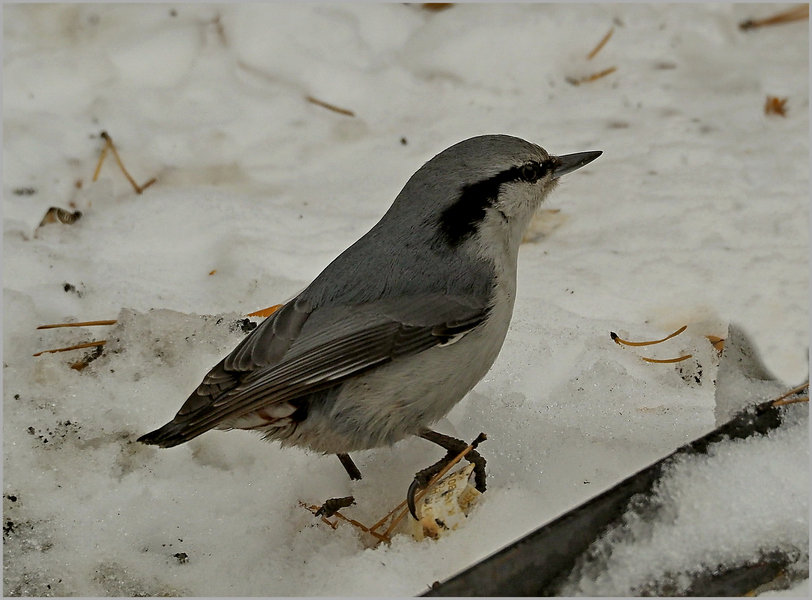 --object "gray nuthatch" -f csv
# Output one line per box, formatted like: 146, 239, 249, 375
139, 135, 601, 515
